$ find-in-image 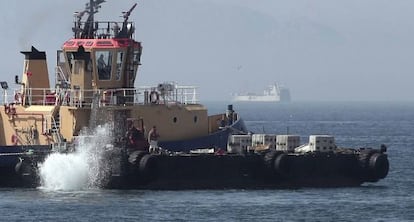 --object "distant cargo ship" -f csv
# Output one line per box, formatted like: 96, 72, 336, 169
232, 83, 291, 102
